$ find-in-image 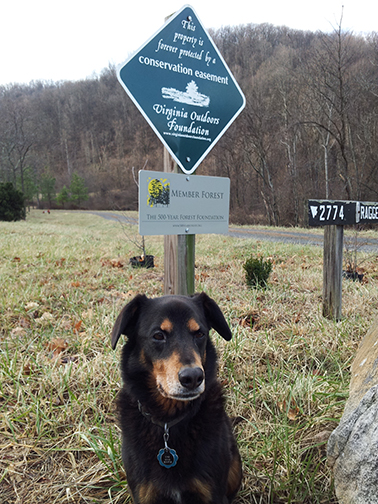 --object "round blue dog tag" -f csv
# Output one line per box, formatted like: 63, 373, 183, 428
157, 447, 178, 468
